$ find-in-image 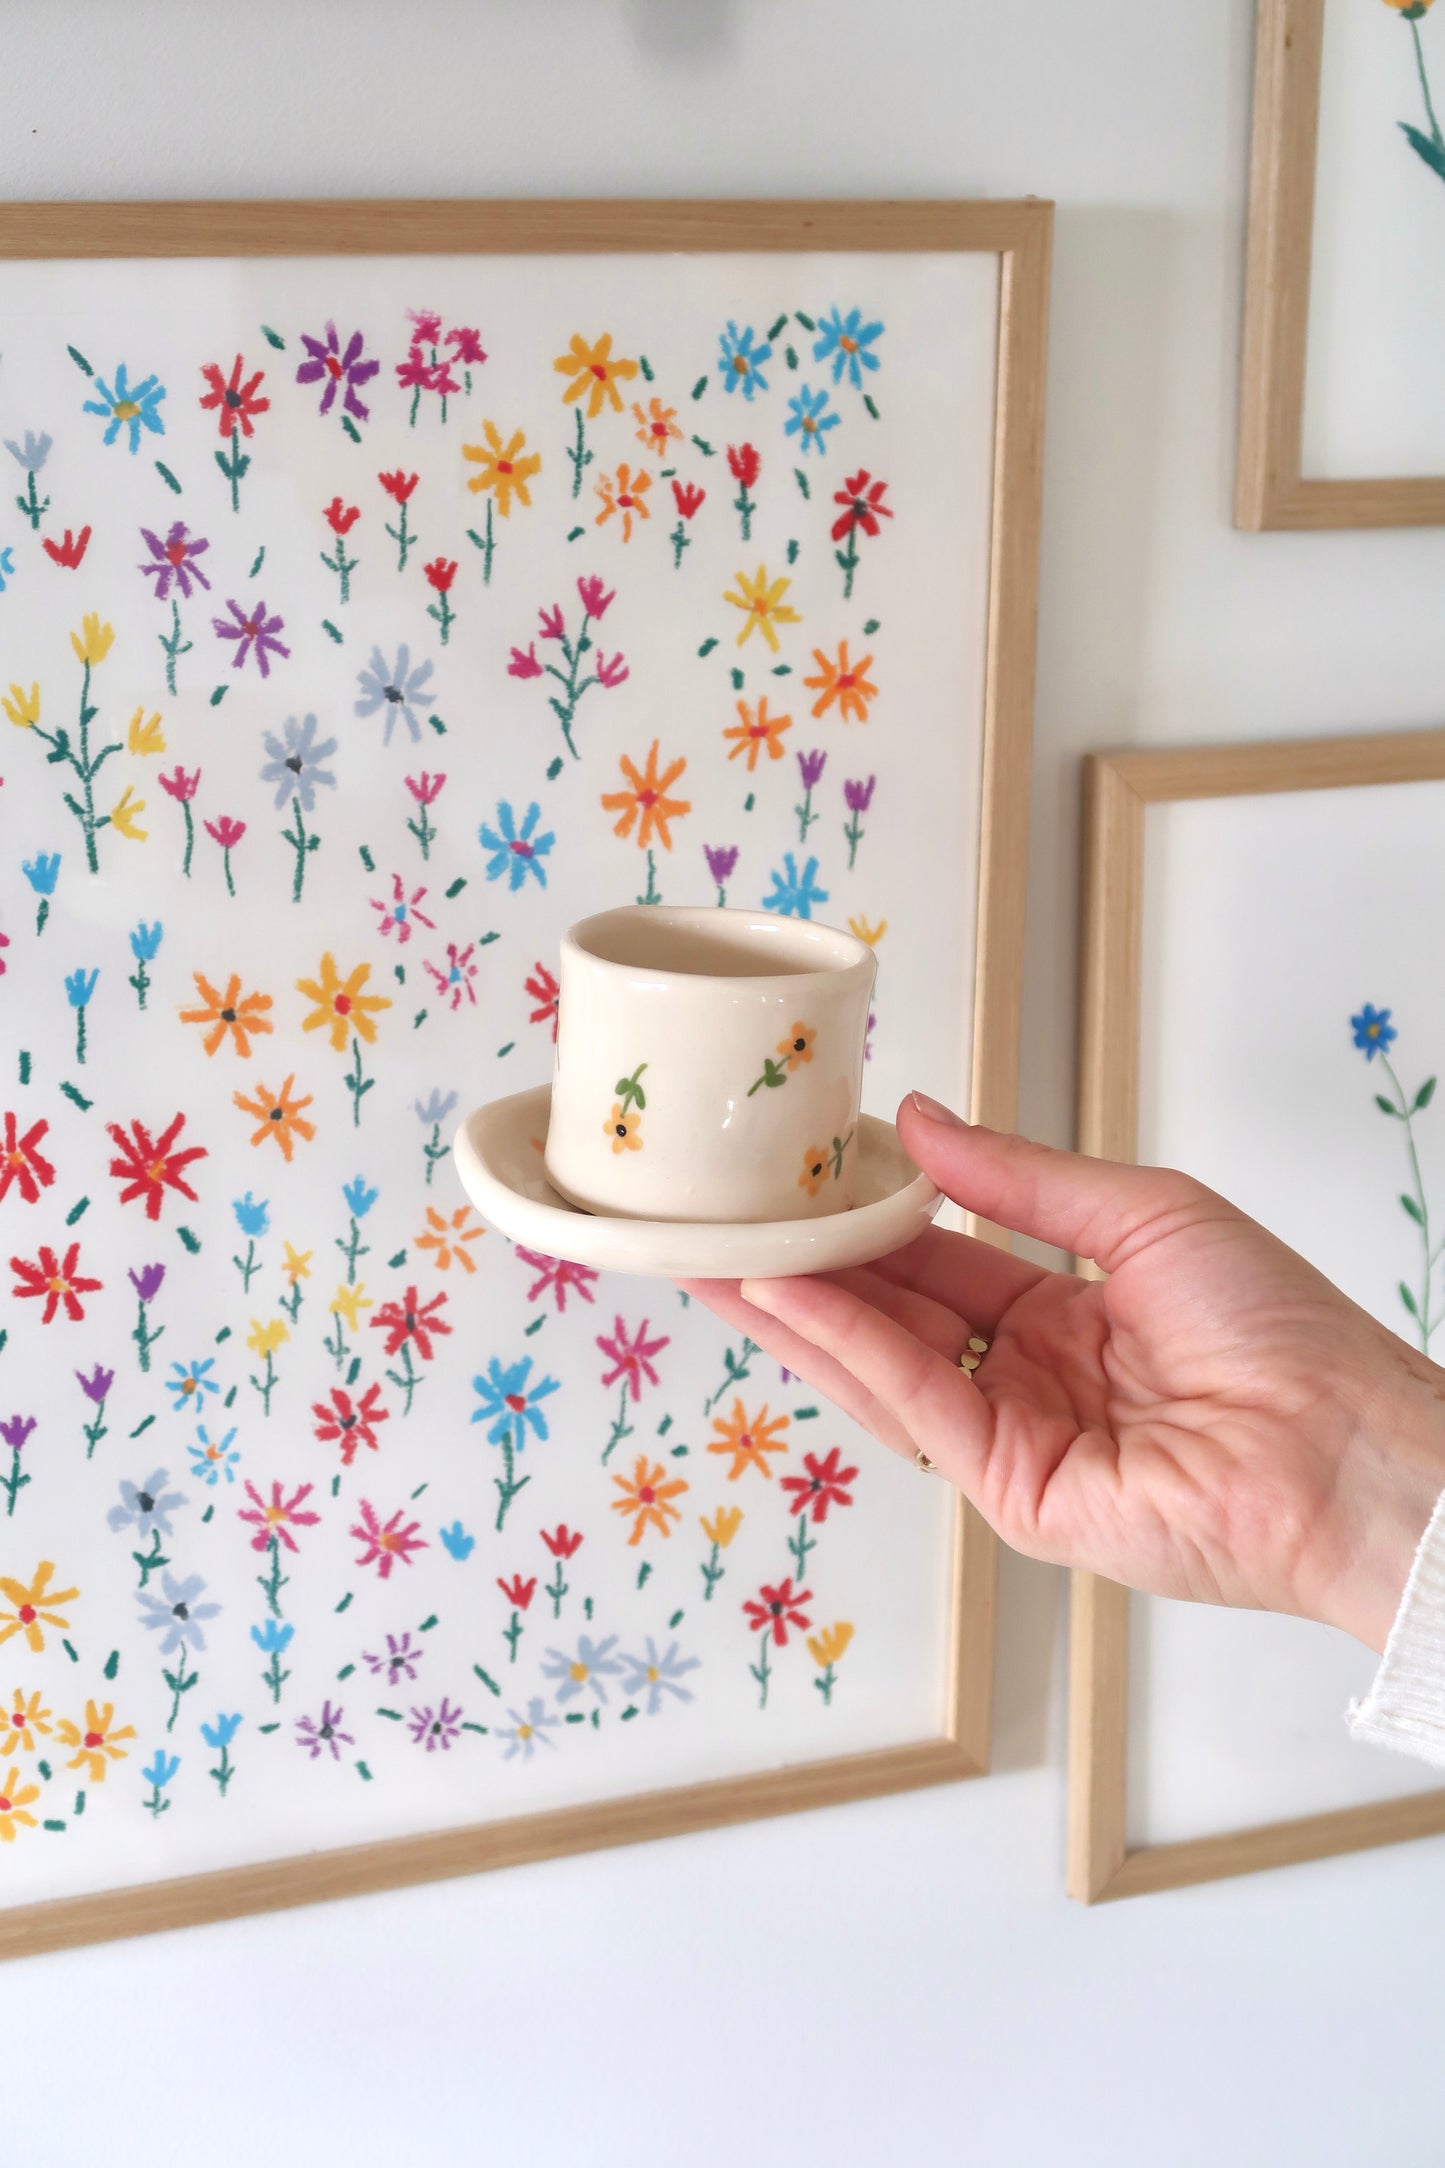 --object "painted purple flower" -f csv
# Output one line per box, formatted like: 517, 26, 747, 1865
295, 1700, 354, 1762
129, 1263, 166, 1302
138, 521, 211, 602
704, 844, 739, 887
296, 322, 381, 424
797, 748, 827, 790
363, 1631, 422, 1684
408, 1697, 464, 1751
213, 597, 290, 678
0, 1416, 36, 1450
865, 1009, 876, 1062
76, 1364, 115, 1406
843, 775, 876, 813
